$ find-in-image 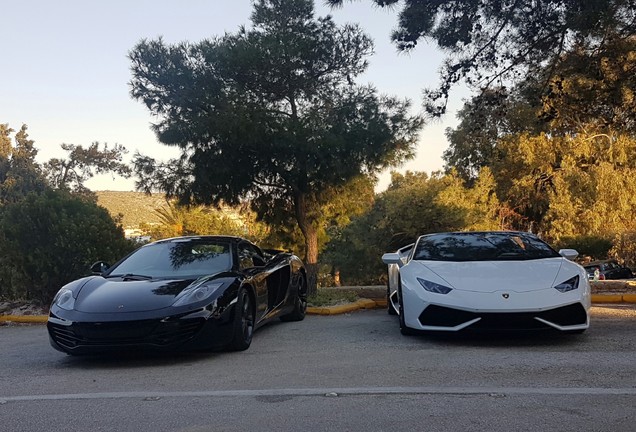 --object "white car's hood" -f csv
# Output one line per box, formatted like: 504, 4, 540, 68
413, 258, 568, 293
